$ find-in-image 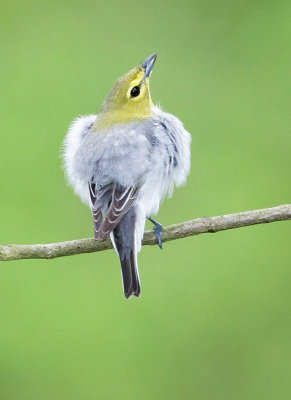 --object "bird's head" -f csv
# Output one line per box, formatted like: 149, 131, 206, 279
95, 54, 157, 129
